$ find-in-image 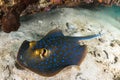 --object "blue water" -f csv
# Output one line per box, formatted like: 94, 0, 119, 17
94, 6, 120, 30
100, 6, 120, 19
